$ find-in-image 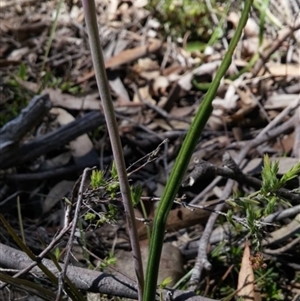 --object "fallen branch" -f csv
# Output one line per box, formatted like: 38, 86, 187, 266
0, 94, 51, 155
0, 110, 105, 170
184, 157, 300, 203
0, 243, 219, 301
